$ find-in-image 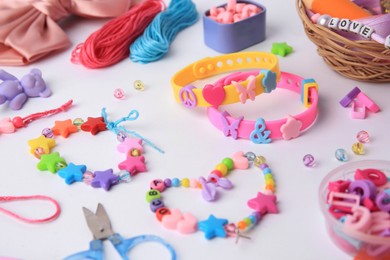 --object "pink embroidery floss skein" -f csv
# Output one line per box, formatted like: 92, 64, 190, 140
71, 0, 164, 69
